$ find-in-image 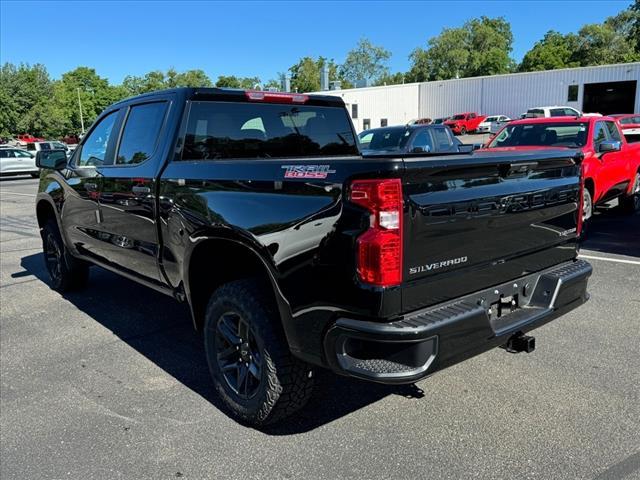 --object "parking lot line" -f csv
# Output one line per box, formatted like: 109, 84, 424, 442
579, 254, 640, 266
0, 191, 36, 197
